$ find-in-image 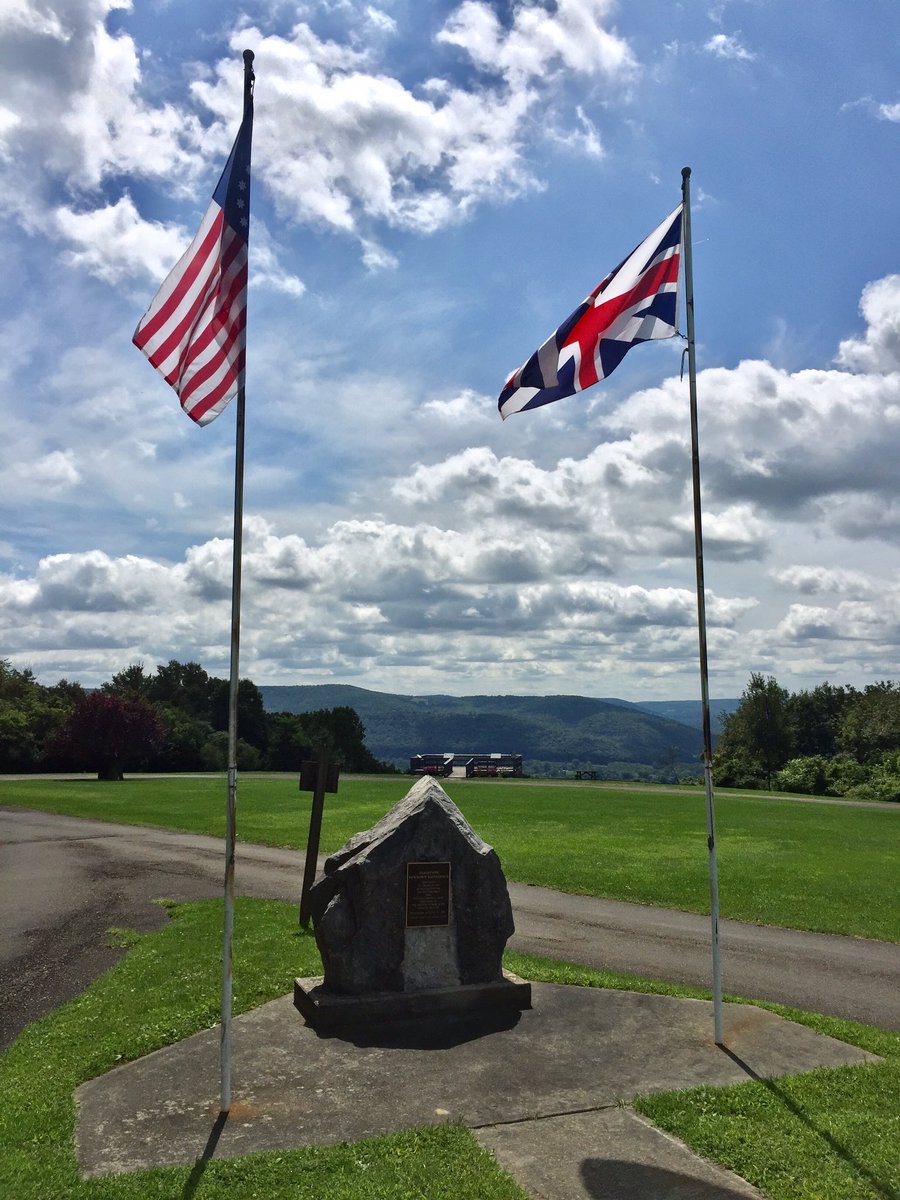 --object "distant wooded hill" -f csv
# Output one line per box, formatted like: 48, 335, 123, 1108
629, 698, 742, 731
258, 685, 740, 776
